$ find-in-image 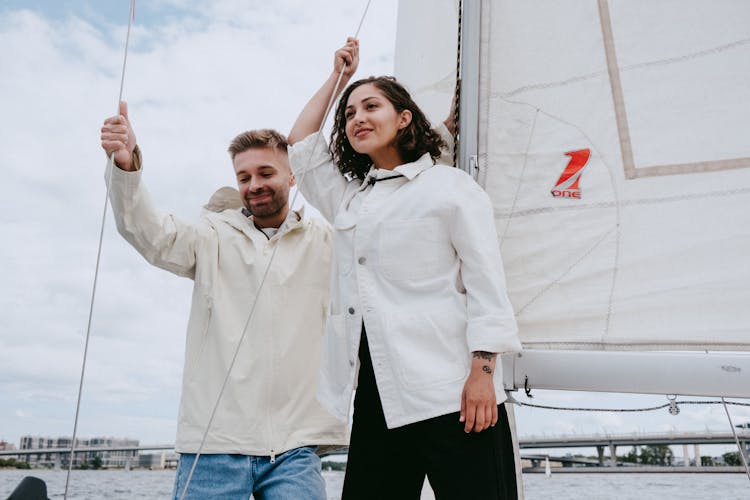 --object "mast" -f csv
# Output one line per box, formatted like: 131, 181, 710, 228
457, 0, 480, 177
